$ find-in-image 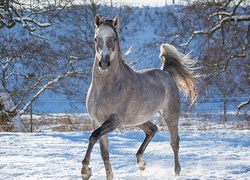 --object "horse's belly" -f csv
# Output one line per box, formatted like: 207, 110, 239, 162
123, 113, 157, 127
122, 100, 163, 126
